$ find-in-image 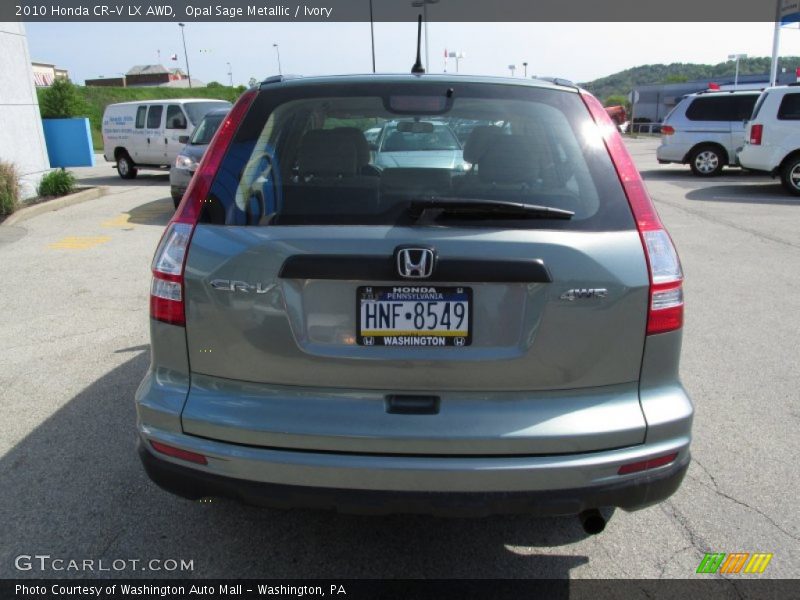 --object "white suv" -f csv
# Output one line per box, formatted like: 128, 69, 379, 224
738, 85, 800, 195
657, 90, 760, 176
